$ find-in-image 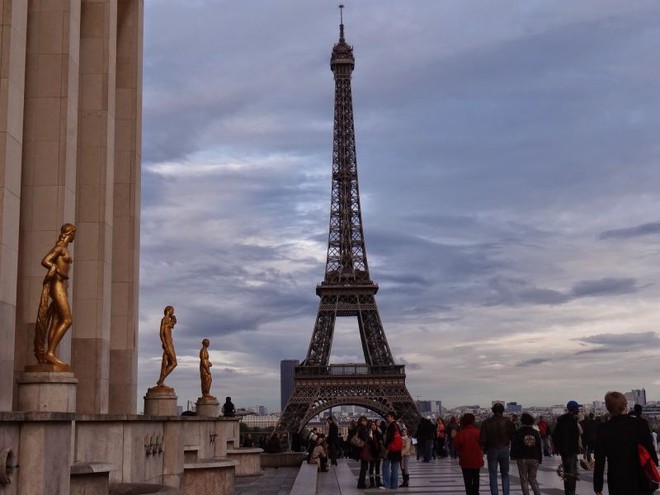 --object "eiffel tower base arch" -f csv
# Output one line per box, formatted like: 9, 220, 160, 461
277, 365, 421, 433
